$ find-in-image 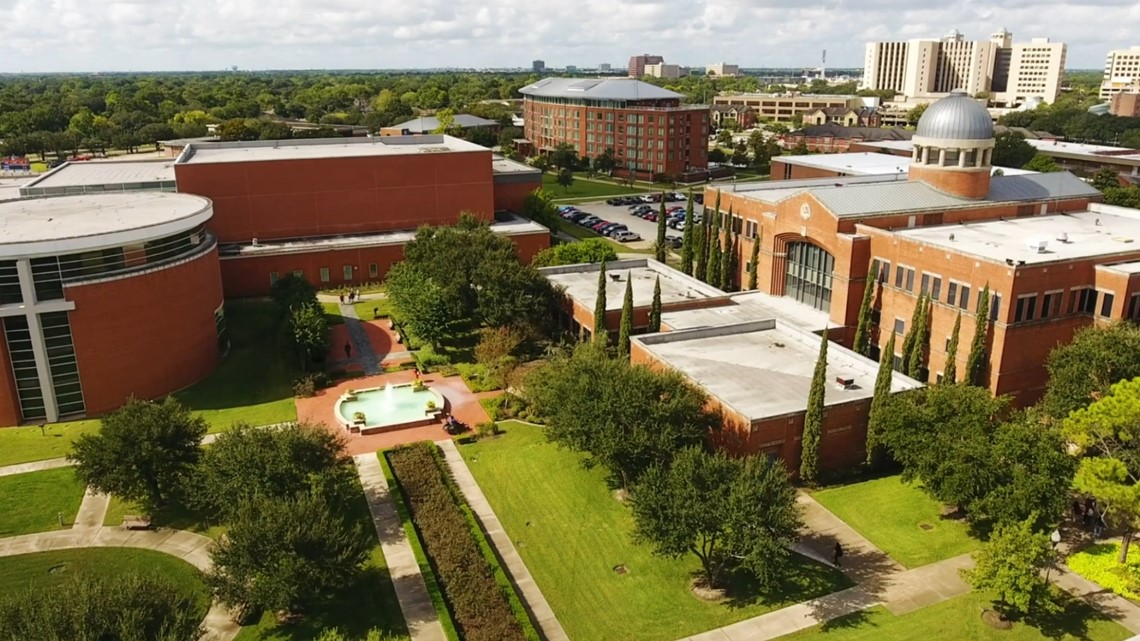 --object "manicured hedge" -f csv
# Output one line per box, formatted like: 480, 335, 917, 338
387, 444, 529, 641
